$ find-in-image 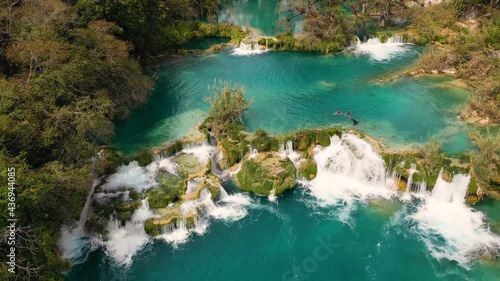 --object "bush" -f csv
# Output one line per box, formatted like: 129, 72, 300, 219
204, 81, 253, 136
